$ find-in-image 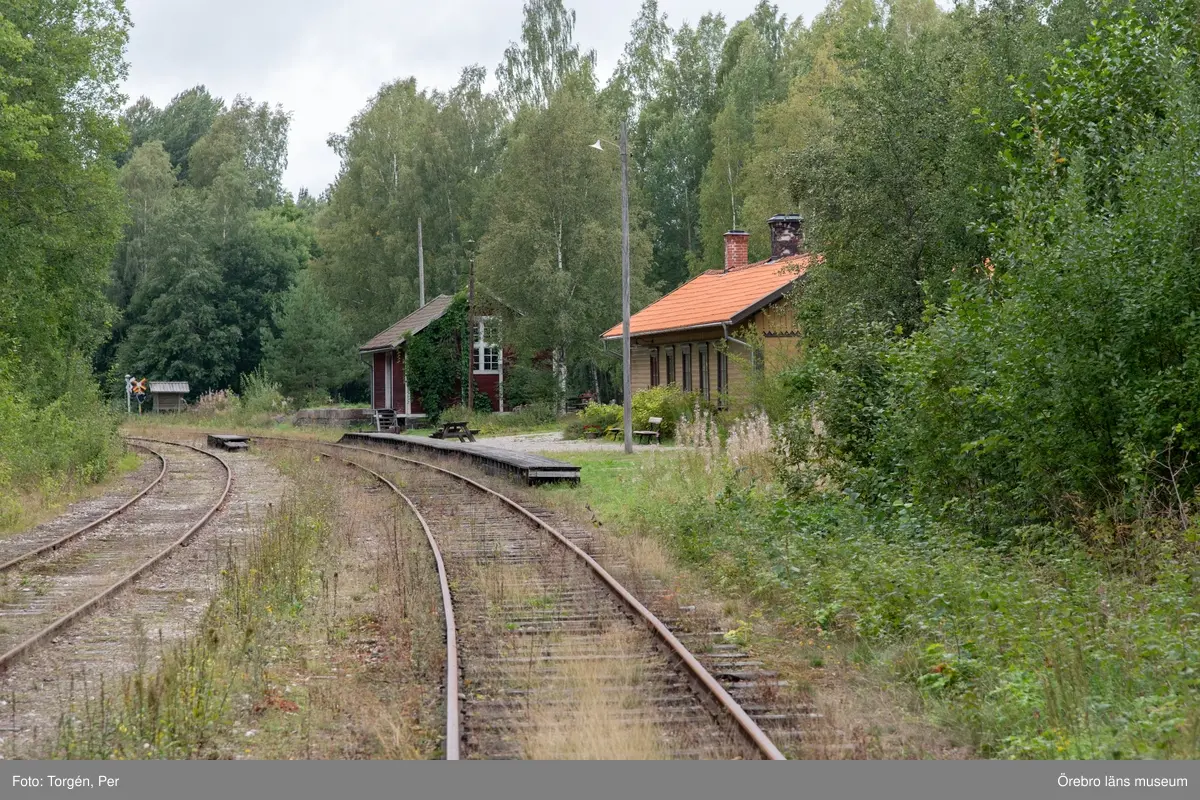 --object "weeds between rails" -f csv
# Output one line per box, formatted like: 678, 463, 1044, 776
251, 435, 785, 760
